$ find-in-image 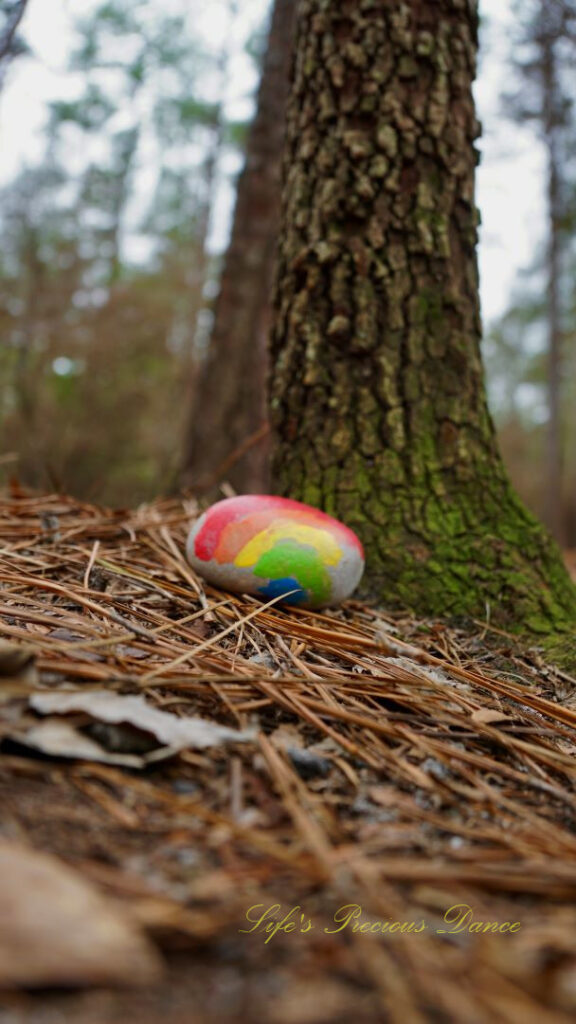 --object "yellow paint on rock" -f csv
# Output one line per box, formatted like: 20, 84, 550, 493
234, 522, 342, 569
